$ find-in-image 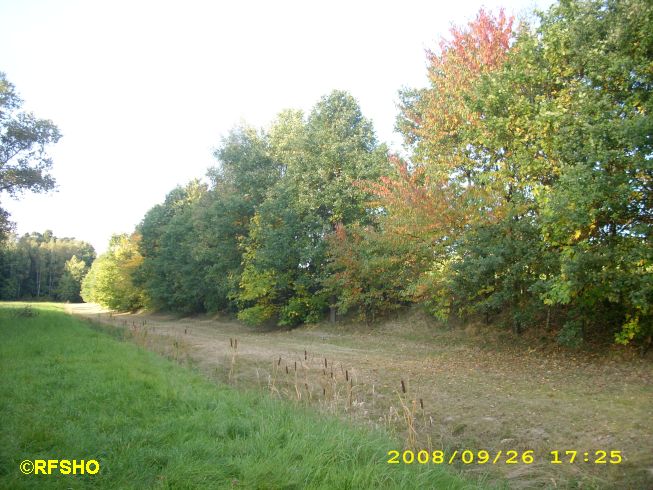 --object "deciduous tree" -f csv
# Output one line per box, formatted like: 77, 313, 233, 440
0, 73, 61, 238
